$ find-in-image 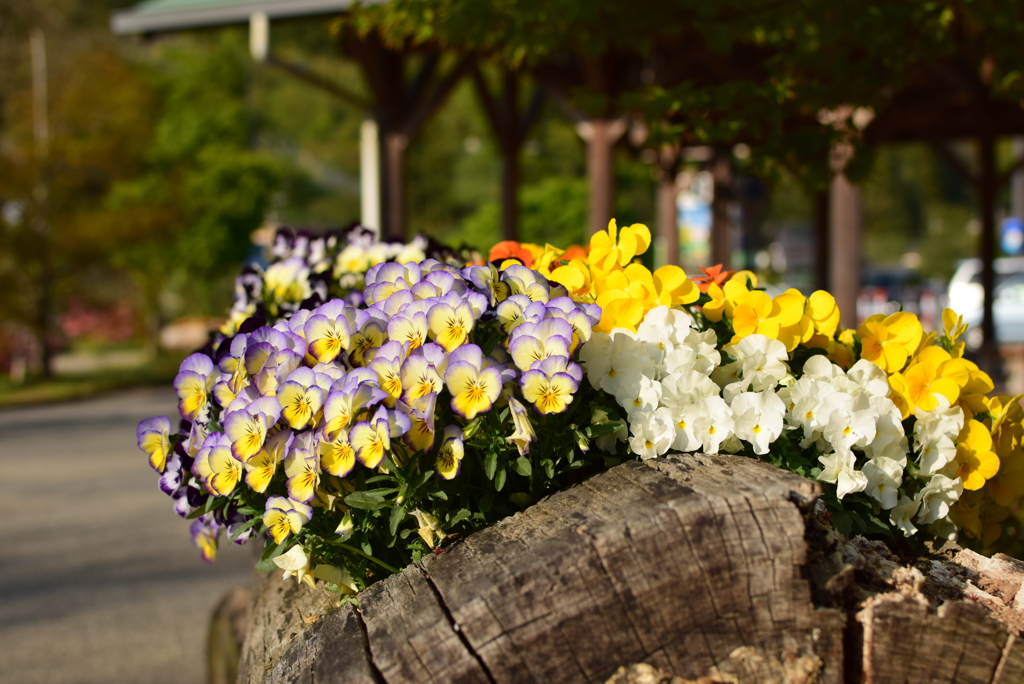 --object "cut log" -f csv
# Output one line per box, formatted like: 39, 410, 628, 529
230, 453, 1024, 683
